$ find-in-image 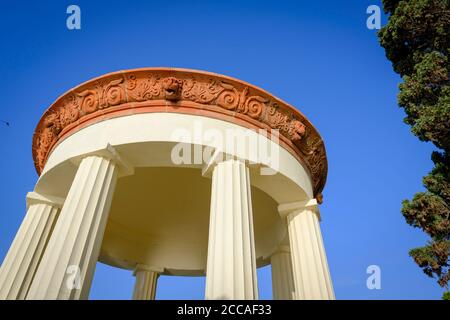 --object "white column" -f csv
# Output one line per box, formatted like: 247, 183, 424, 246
278, 199, 335, 300
27, 146, 132, 300
0, 192, 63, 299
270, 245, 295, 300
204, 158, 258, 300
132, 265, 162, 300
